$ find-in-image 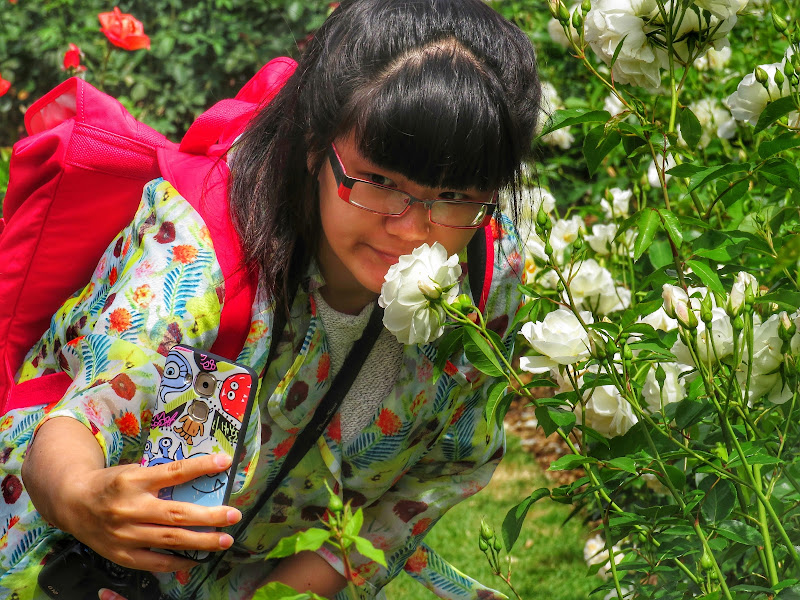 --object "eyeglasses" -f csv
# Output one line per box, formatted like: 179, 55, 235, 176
327, 144, 496, 229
